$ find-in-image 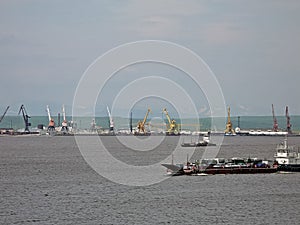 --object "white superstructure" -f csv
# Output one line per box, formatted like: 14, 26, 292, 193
274, 138, 300, 165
